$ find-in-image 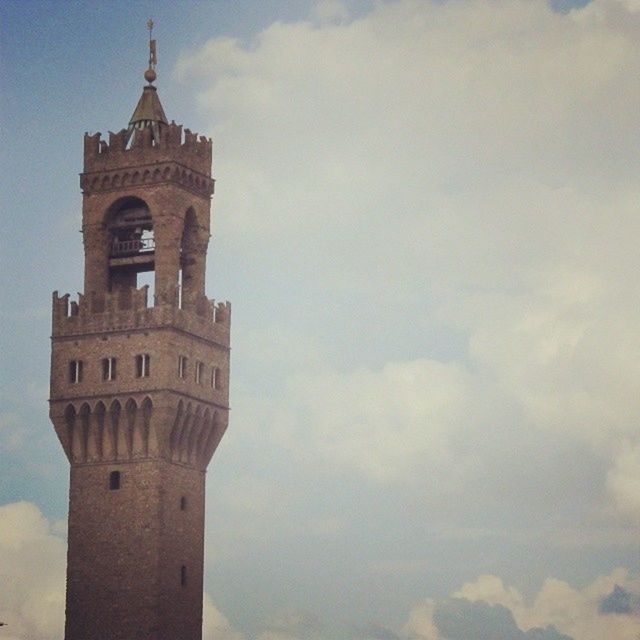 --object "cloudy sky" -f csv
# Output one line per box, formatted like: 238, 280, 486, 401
2, 0, 640, 638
